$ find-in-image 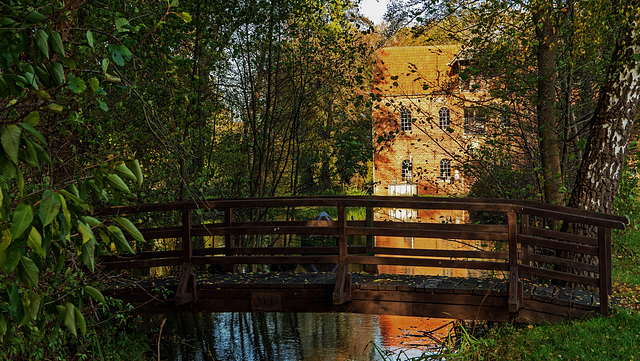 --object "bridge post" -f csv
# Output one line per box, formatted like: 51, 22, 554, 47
507, 210, 521, 313
224, 207, 234, 273
176, 208, 197, 306
364, 206, 377, 274
598, 226, 612, 316
333, 205, 352, 304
